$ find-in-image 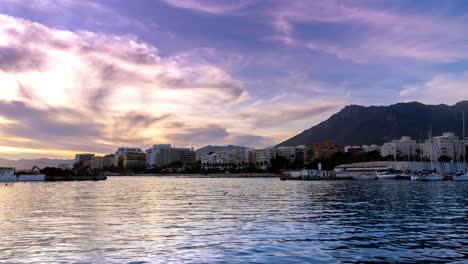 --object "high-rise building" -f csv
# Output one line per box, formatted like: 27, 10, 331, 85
422, 132, 465, 161
114, 147, 145, 170
75, 153, 95, 168
255, 147, 276, 166
146, 144, 196, 168
103, 154, 115, 168
91, 156, 104, 170
381, 137, 419, 158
